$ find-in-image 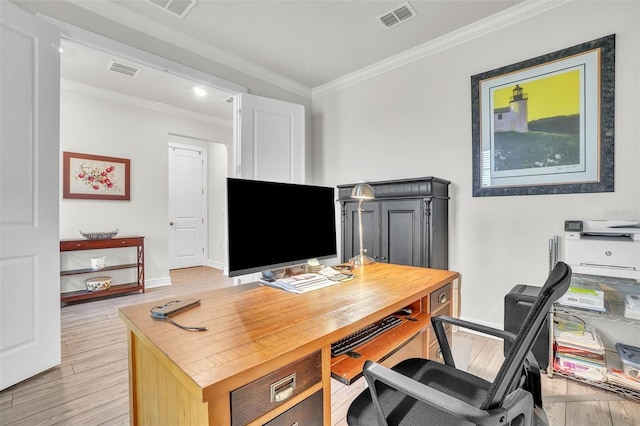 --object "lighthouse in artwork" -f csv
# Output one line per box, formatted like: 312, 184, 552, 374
494, 84, 529, 133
